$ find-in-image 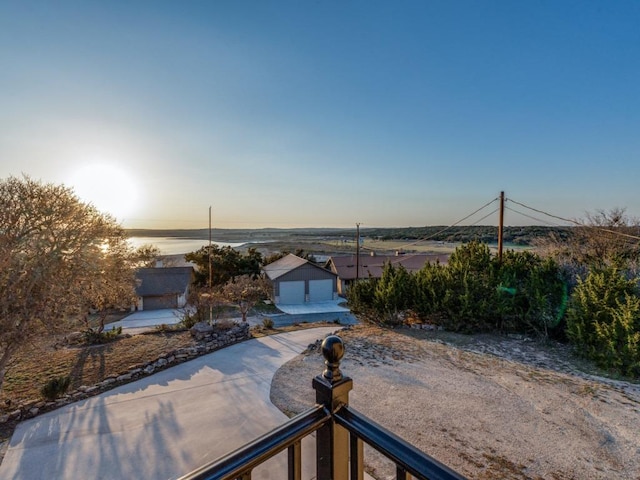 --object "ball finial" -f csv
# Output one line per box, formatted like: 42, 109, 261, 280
321, 335, 344, 383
